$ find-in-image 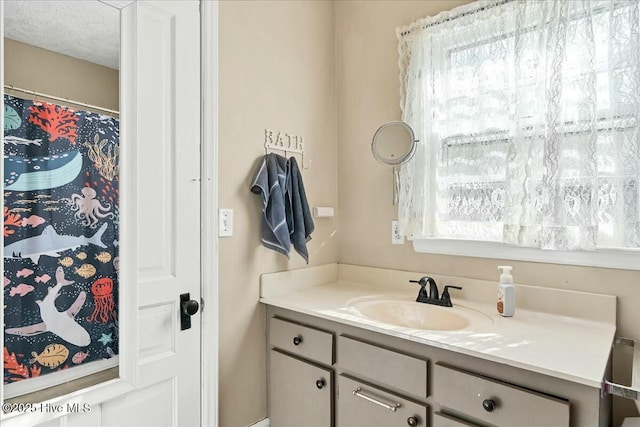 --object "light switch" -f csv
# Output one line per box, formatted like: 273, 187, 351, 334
219, 209, 233, 237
